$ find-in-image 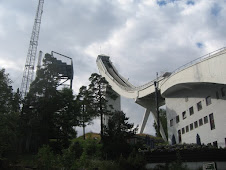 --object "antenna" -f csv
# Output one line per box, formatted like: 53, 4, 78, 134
20, 0, 44, 98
